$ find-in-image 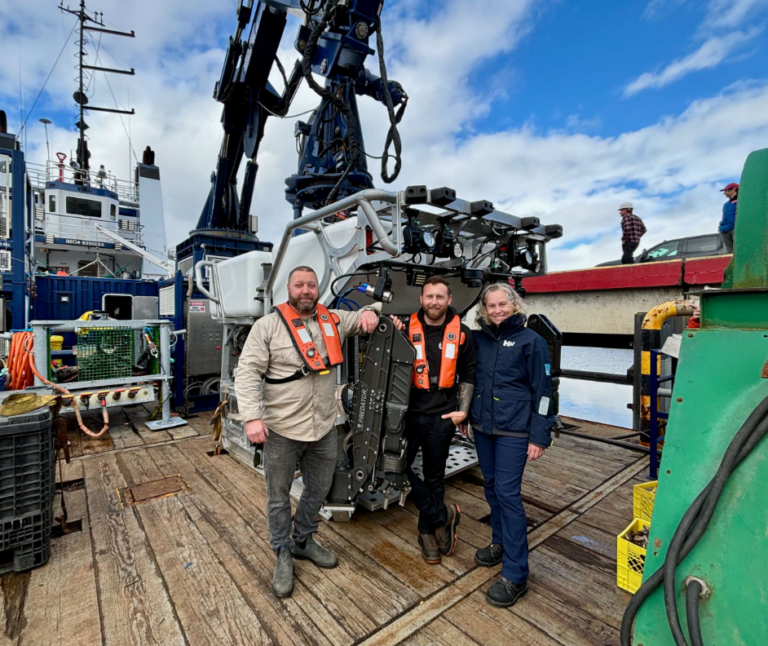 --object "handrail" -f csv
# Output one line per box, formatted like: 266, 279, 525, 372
194, 259, 219, 303
264, 188, 400, 313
